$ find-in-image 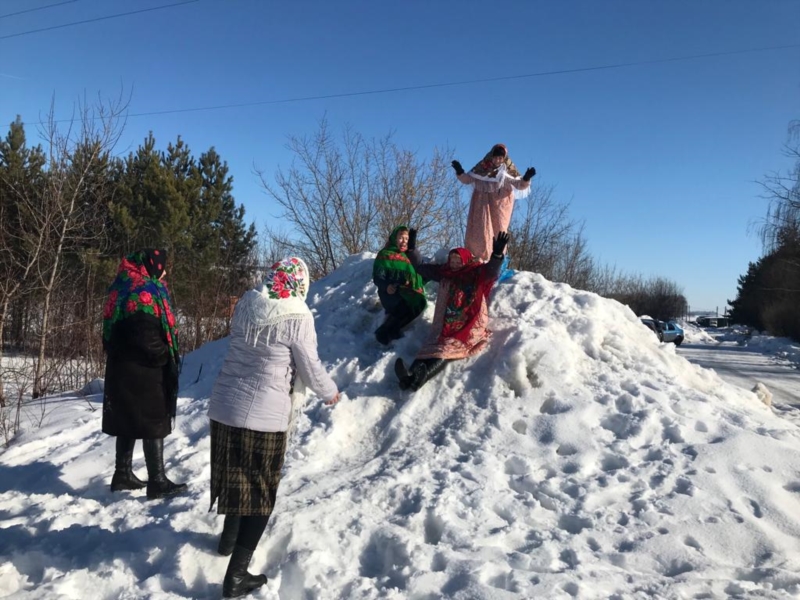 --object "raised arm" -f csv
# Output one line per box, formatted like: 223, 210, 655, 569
510, 167, 536, 190
481, 231, 510, 280
451, 160, 474, 186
